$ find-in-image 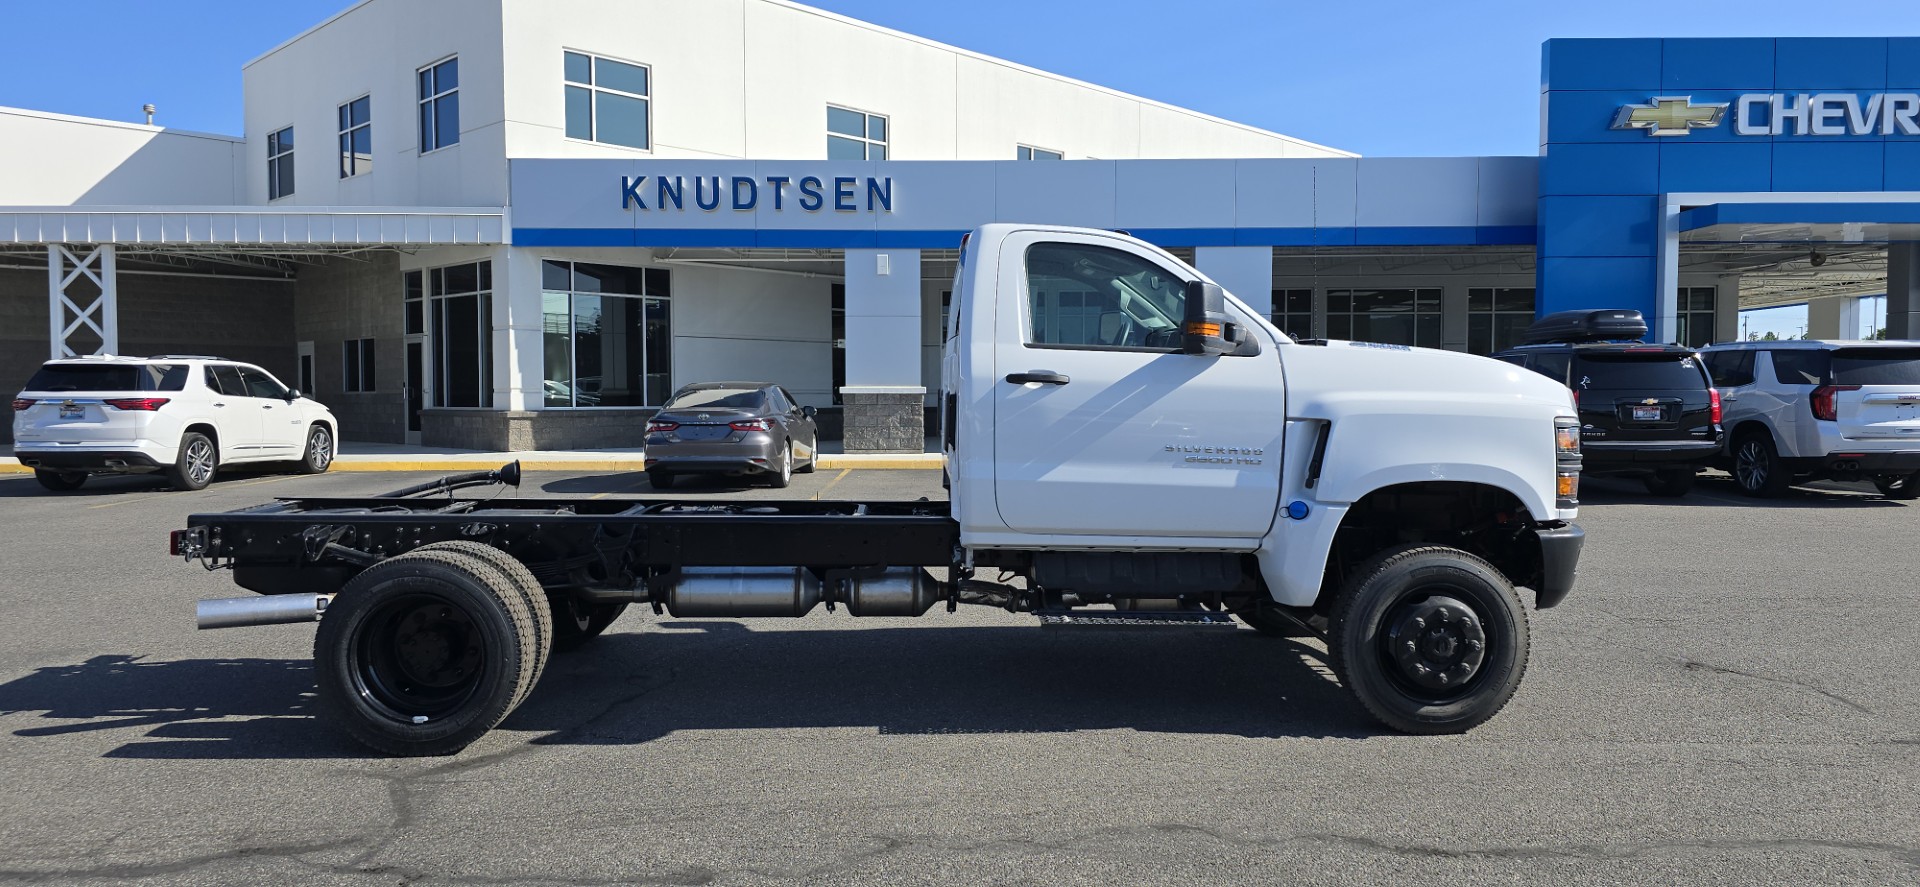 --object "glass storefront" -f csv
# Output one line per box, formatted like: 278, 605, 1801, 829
541, 261, 673, 408
1327, 288, 1442, 347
